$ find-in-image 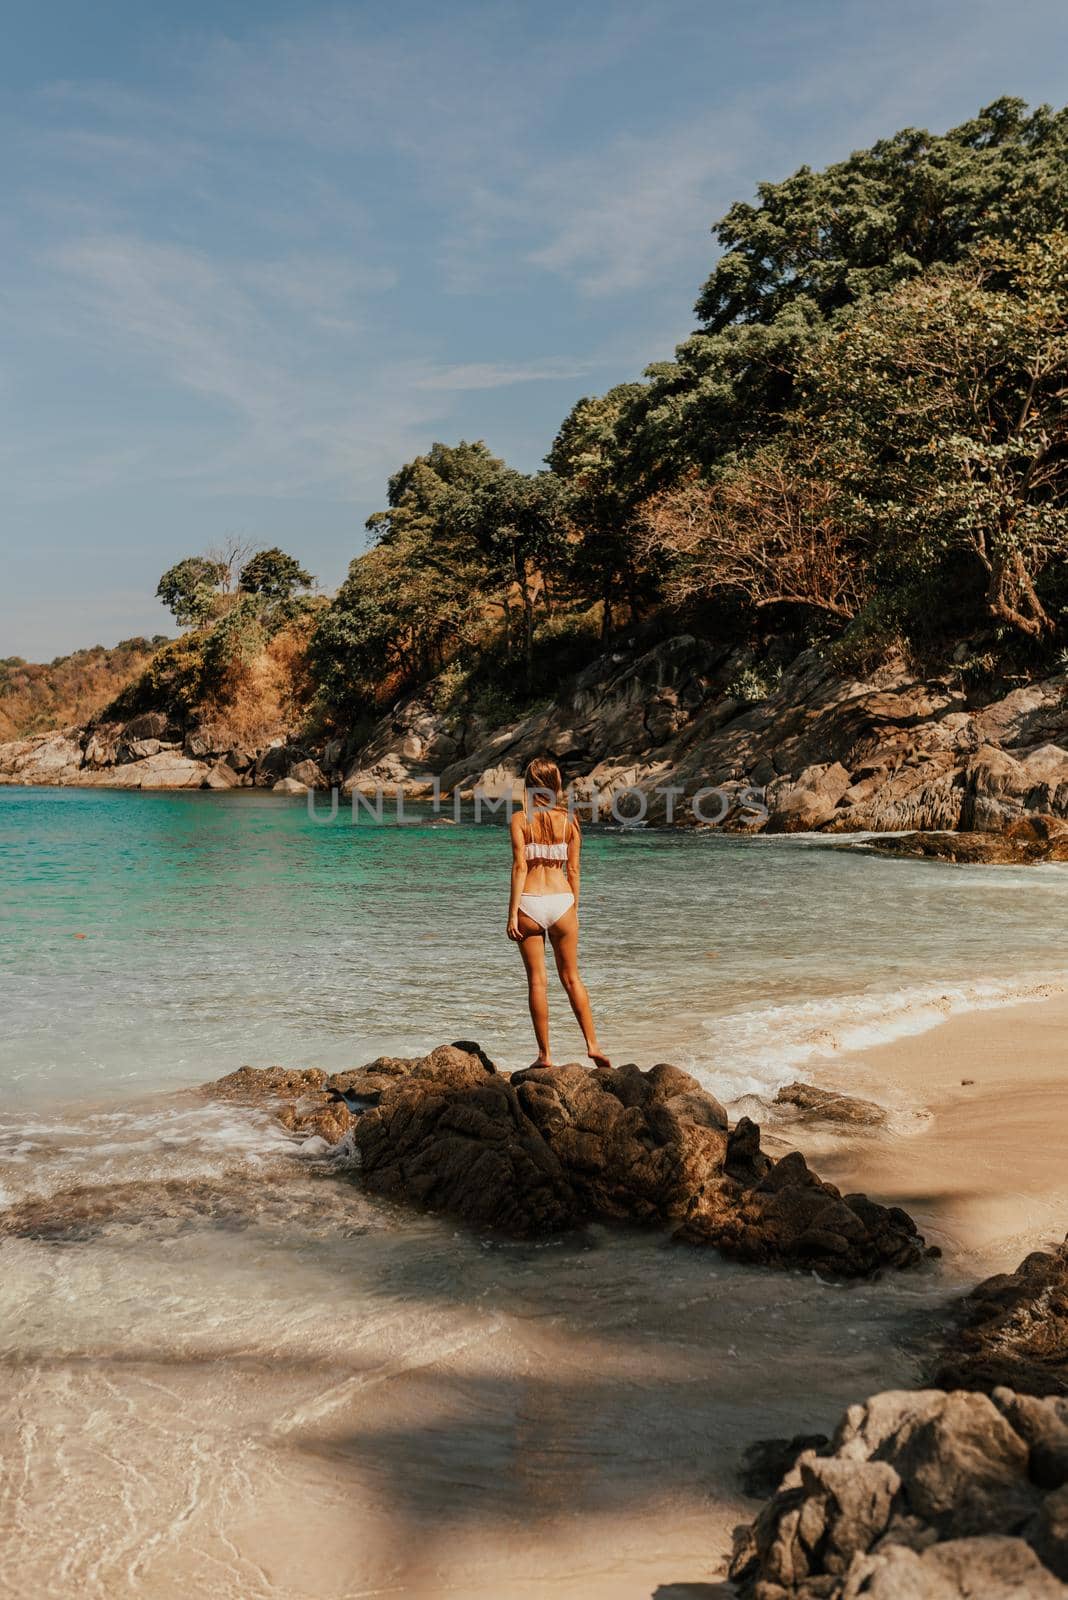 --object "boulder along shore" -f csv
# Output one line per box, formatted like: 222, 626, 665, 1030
3, 639, 1067, 849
